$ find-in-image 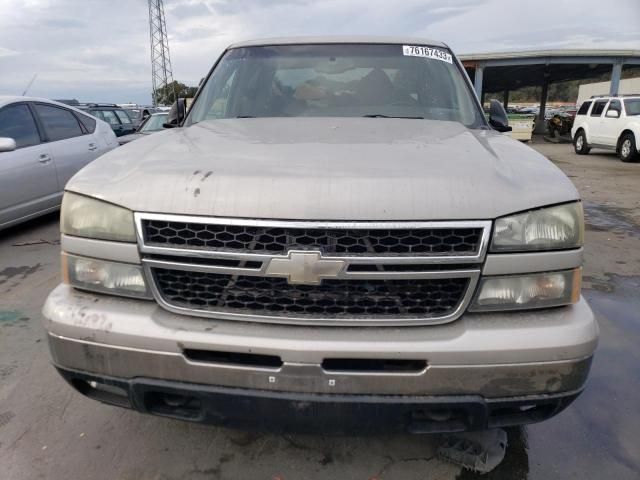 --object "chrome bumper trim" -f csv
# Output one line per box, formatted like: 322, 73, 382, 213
48, 332, 593, 398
